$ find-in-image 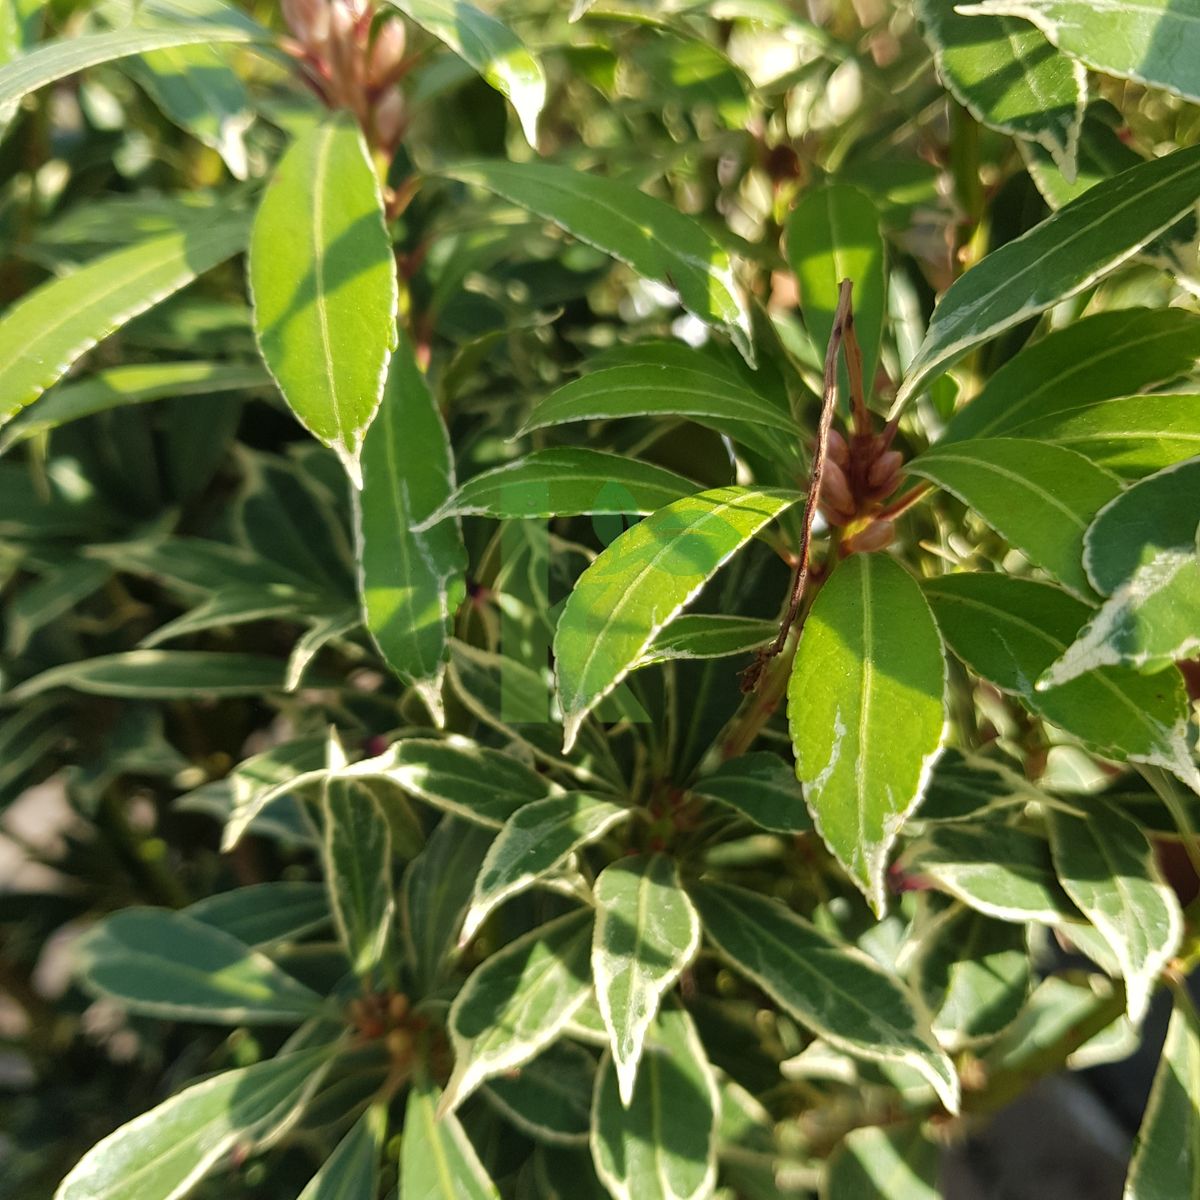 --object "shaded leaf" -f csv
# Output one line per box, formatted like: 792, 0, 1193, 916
481, 1040, 595, 1146
185, 882, 330, 947
823, 1124, 940, 1200
297, 1108, 382, 1200
401, 1077, 500, 1200
636, 614, 778, 667
691, 752, 812, 833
